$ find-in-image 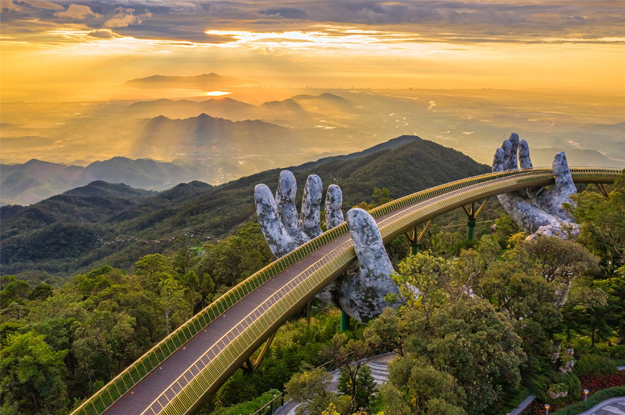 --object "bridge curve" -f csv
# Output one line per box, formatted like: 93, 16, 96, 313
71, 167, 620, 415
